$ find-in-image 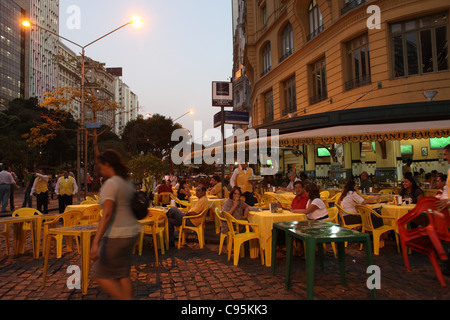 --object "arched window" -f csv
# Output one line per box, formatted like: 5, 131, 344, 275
308, 0, 323, 40
261, 42, 272, 76
280, 22, 294, 62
